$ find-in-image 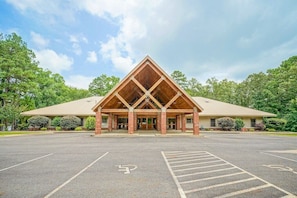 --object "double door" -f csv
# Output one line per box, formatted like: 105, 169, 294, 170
138, 117, 157, 130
